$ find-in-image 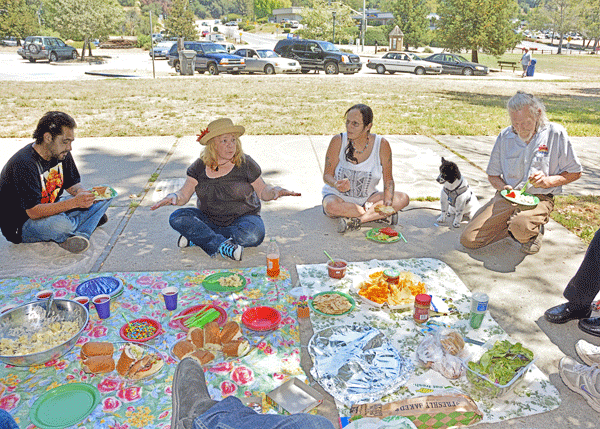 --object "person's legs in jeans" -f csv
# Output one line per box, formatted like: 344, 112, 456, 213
460, 192, 516, 249
170, 208, 229, 256
193, 396, 334, 429
225, 214, 265, 248
21, 198, 112, 243
0, 409, 19, 429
